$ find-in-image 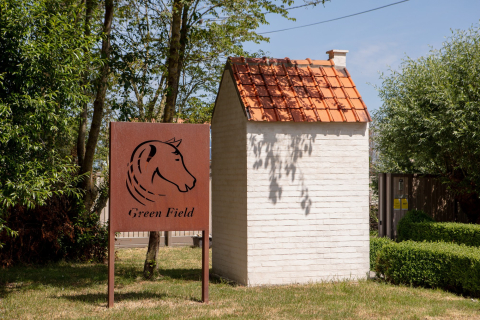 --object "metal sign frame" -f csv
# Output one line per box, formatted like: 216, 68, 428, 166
108, 122, 210, 307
